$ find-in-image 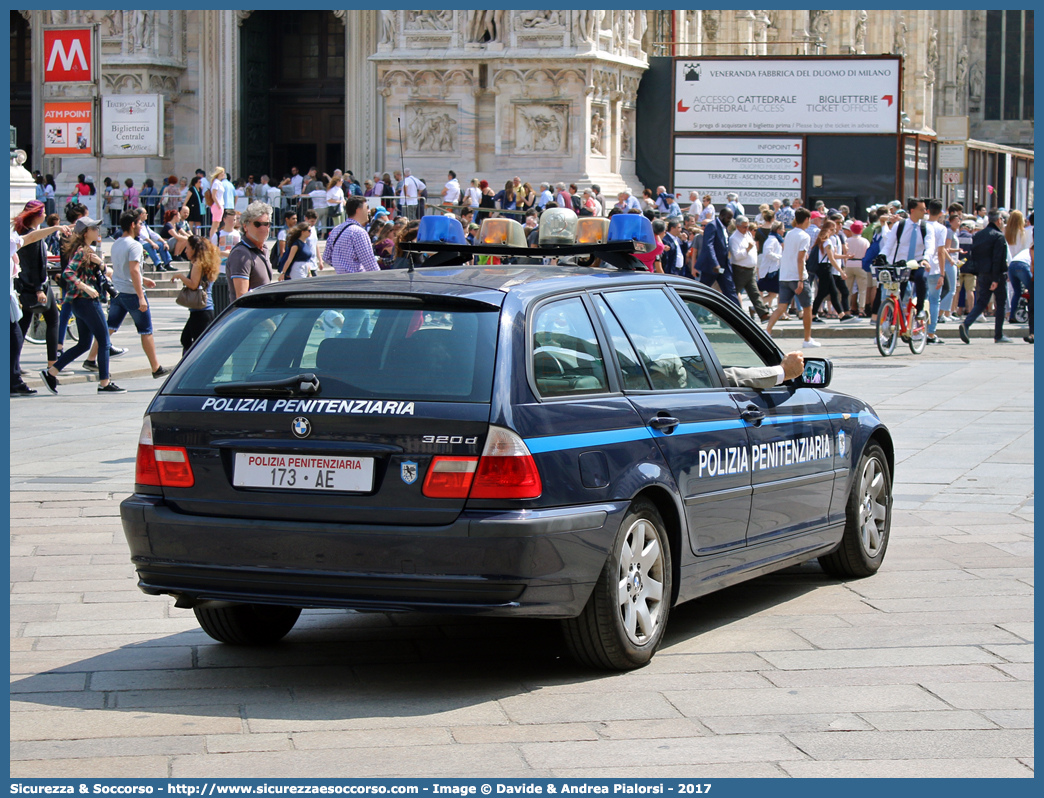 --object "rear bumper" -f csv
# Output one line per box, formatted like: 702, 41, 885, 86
120, 496, 627, 618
